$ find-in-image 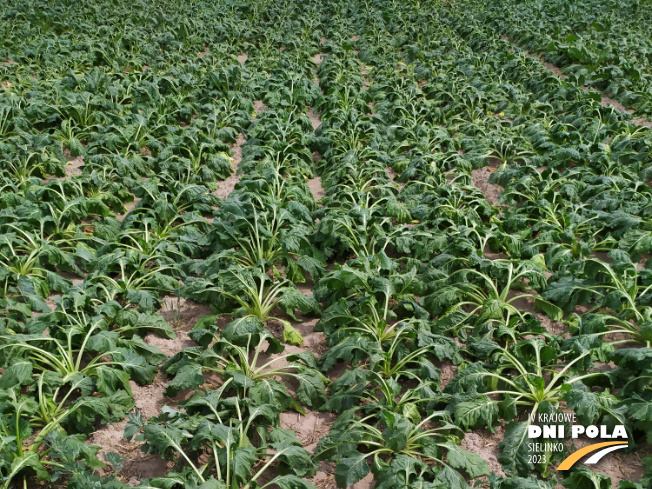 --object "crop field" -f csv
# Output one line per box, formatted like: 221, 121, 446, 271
1, 0, 651, 488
